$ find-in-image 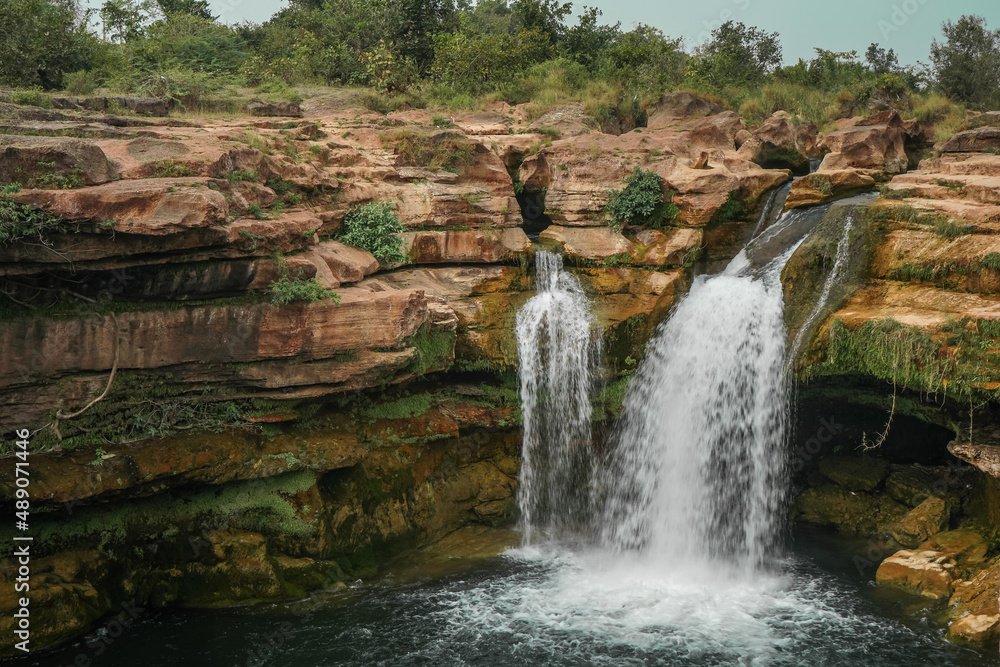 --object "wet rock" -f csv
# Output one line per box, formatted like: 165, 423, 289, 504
785, 169, 876, 210
947, 557, 999, 644
793, 484, 907, 536
632, 228, 703, 267
818, 456, 889, 491
948, 440, 1000, 478
890, 496, 949, 548
885, 465, 949, 506
875, 549, 957, 599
